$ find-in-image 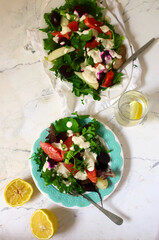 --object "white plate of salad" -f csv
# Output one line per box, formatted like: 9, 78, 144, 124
39, 0, 133, 102
30, 113, 124, 208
